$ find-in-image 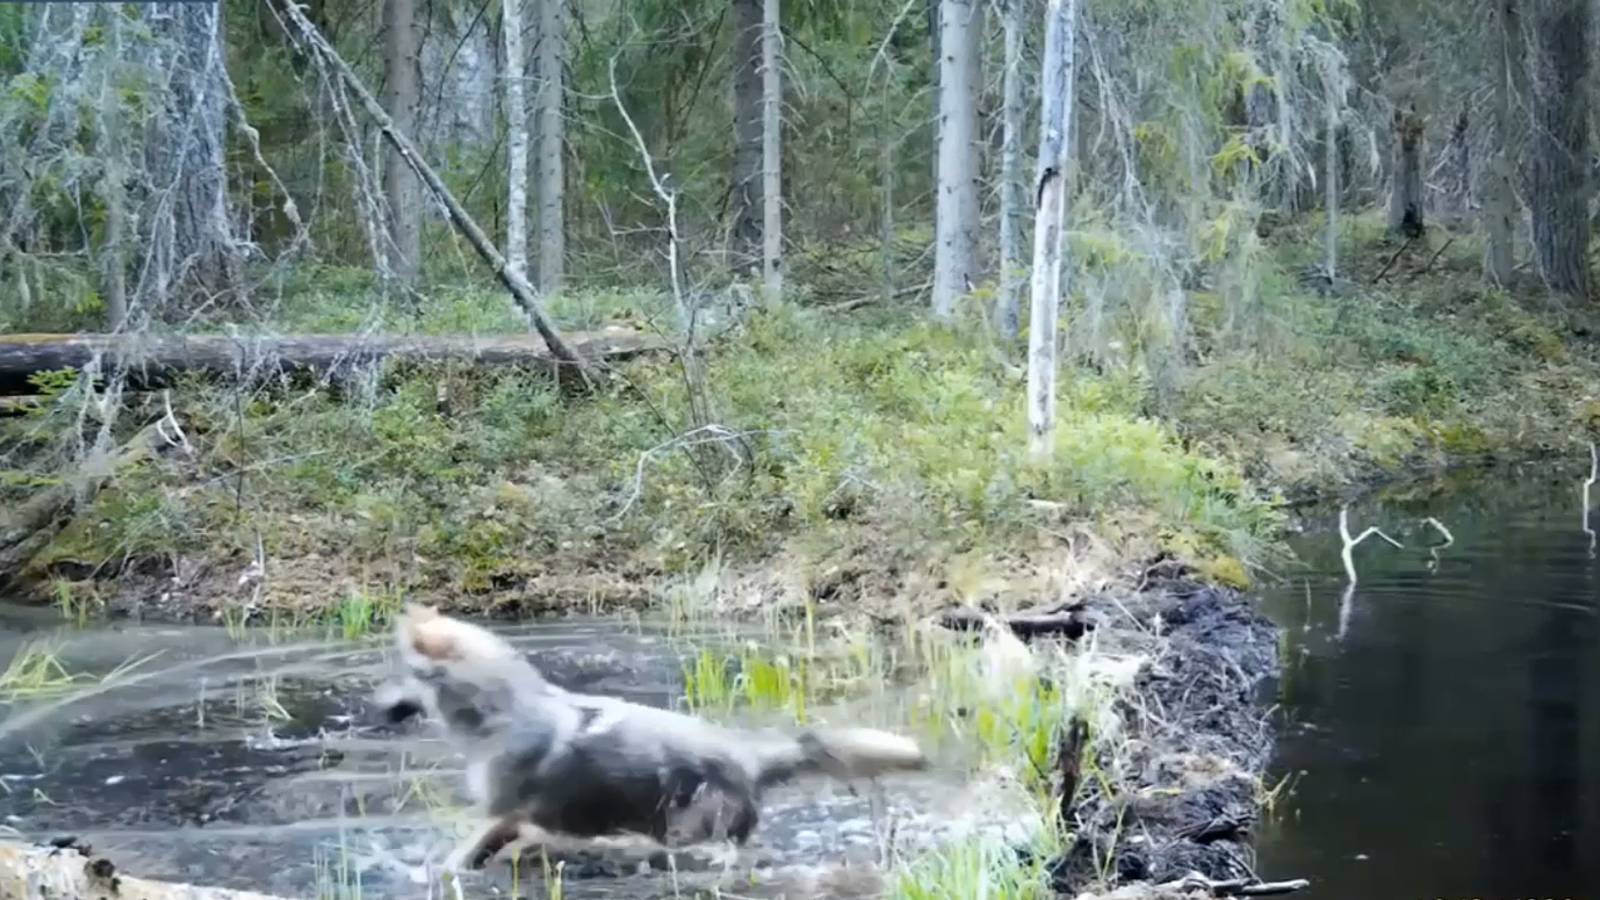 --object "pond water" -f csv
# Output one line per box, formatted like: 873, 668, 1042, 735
0, 610, 1030, 898
1255, 462, 1600, 899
